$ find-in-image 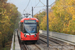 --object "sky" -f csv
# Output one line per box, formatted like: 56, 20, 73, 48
7, 0, 55, 17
